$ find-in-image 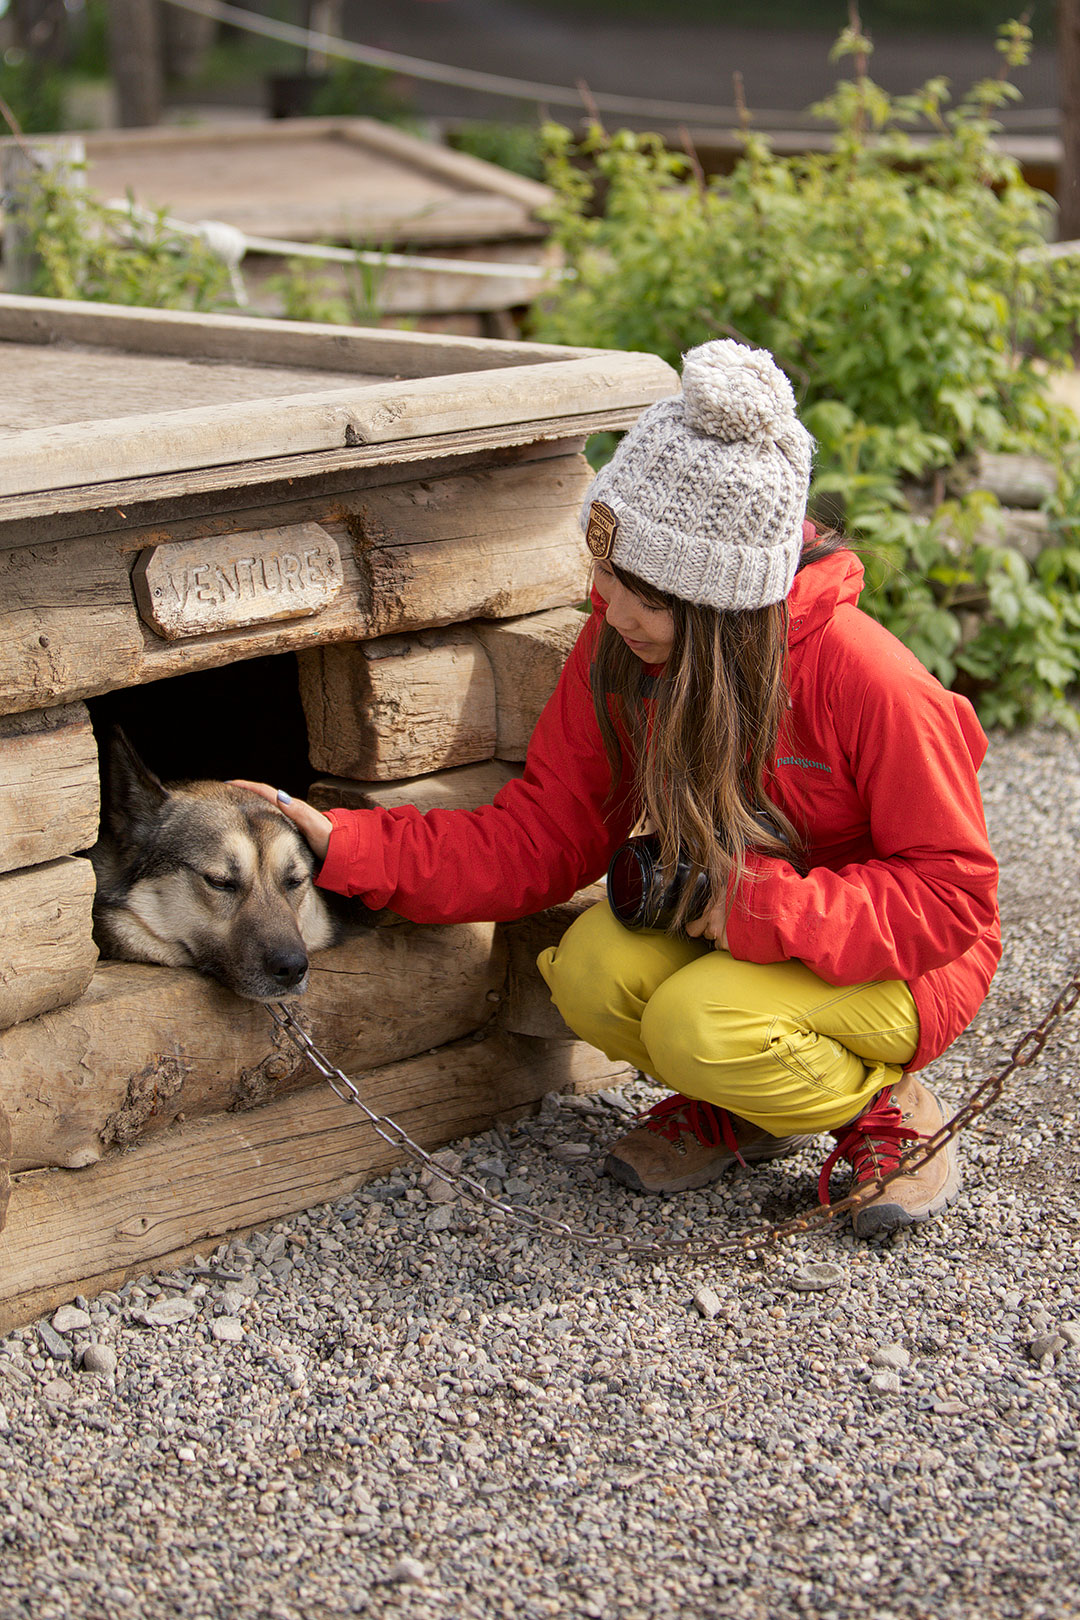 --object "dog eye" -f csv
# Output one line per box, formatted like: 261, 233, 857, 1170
202, 873, 238, 891
284, 873, 307, 890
